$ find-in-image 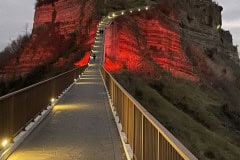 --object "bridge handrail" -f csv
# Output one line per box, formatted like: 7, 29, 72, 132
0, 67, 83, 100
101, 67, 198, 160
0, 66, 87, 144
